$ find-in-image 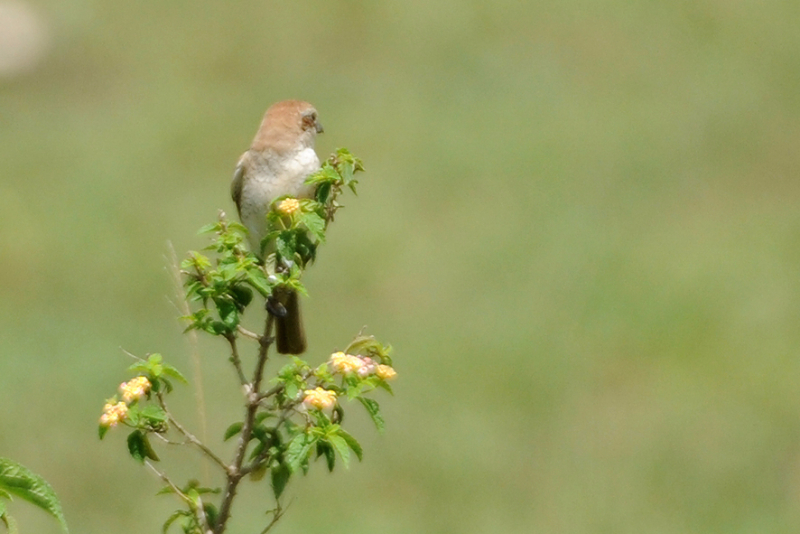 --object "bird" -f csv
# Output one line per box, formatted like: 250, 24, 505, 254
231, 100, 324, 354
